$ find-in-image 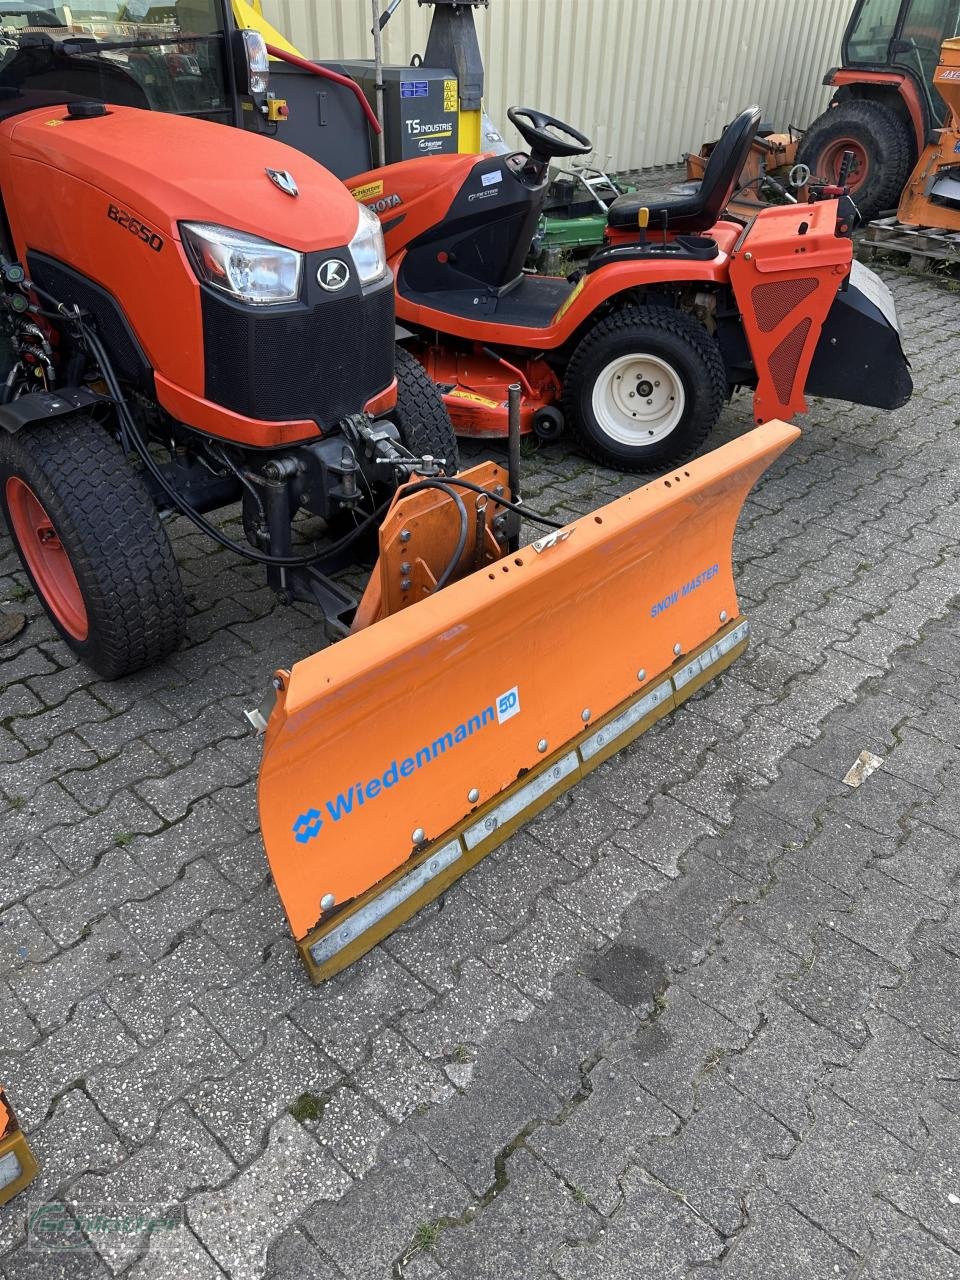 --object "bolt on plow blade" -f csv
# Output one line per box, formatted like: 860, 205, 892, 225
258, 421, 798, 982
